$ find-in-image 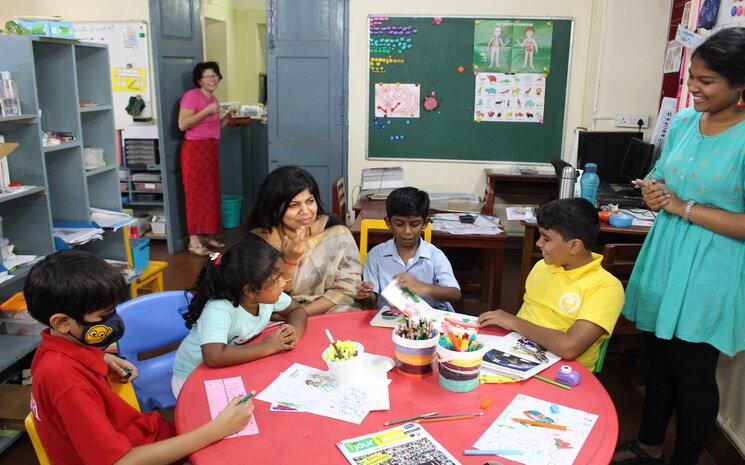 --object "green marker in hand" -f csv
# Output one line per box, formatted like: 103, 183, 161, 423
238, 392, 254, 404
